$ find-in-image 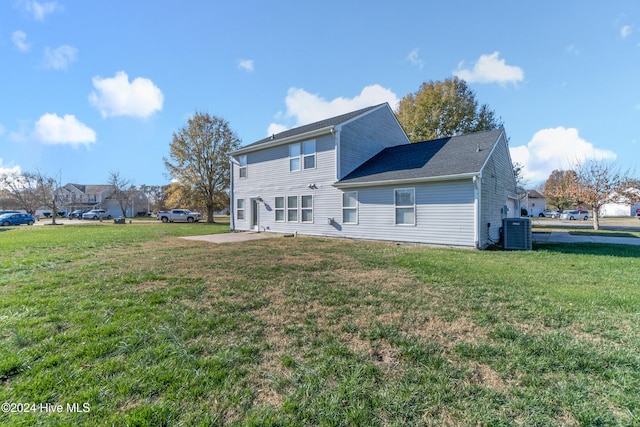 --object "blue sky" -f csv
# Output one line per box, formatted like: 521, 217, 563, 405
1, 0, 639, 188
